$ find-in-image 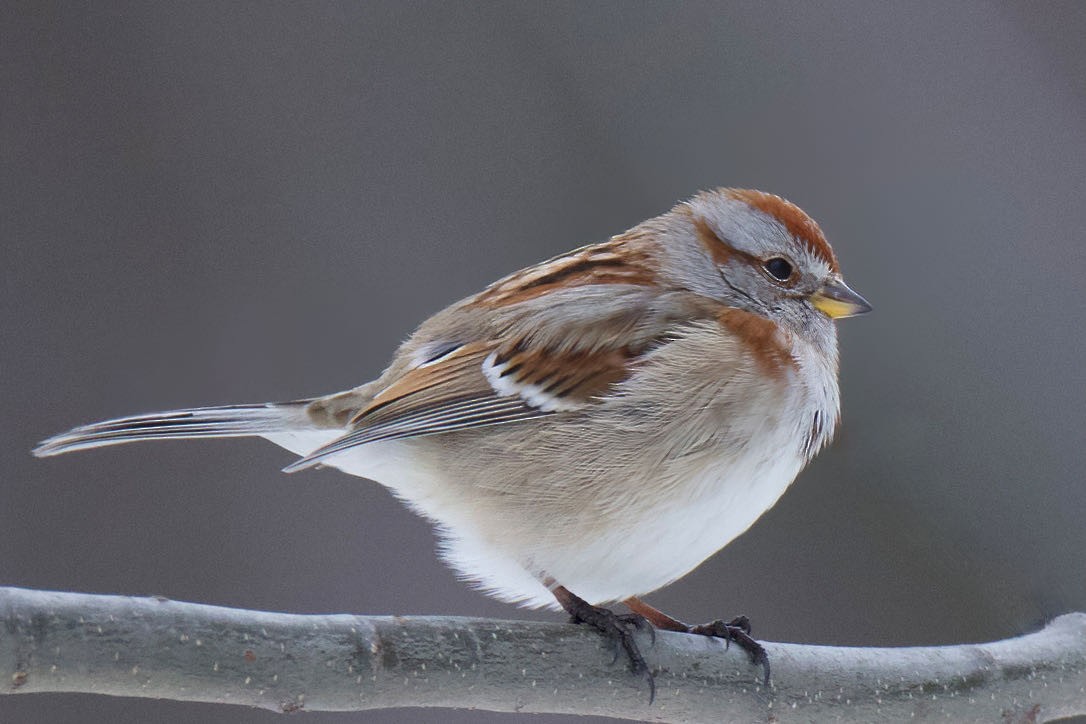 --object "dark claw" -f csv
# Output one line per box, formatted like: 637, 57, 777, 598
642, 663, 656, 704
608, 634, 621, 666
565, 599, 656, 703
688, 617, 771, 687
